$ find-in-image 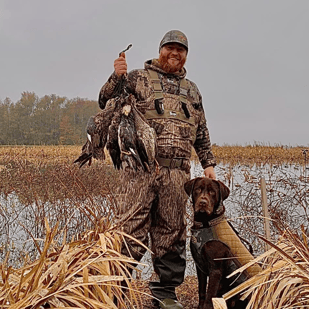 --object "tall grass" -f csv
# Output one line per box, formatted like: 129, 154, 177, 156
0, 146, 150, 308
1, 144, 306, 167
0, 145, 308, 308
0, 146, 119, 265
0, 218, 148, 308
223, 221, 309, 308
